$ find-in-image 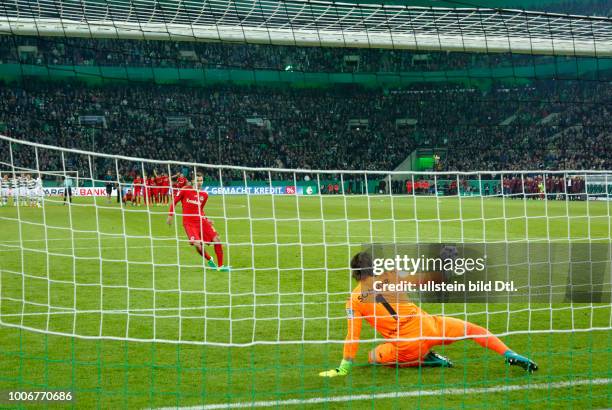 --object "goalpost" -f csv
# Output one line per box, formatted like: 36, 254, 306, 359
0, 0, 611, 407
